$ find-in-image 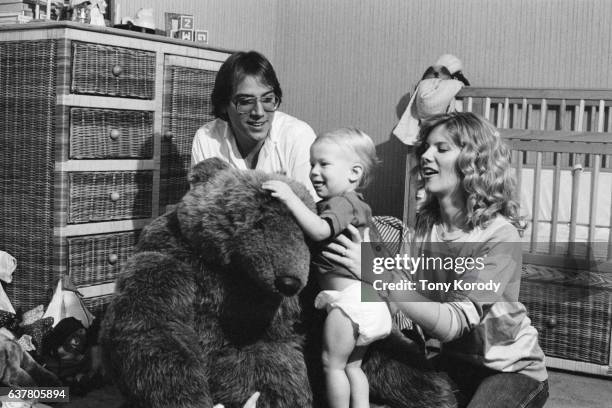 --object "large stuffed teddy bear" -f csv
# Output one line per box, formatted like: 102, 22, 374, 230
100, 158, 456, 408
